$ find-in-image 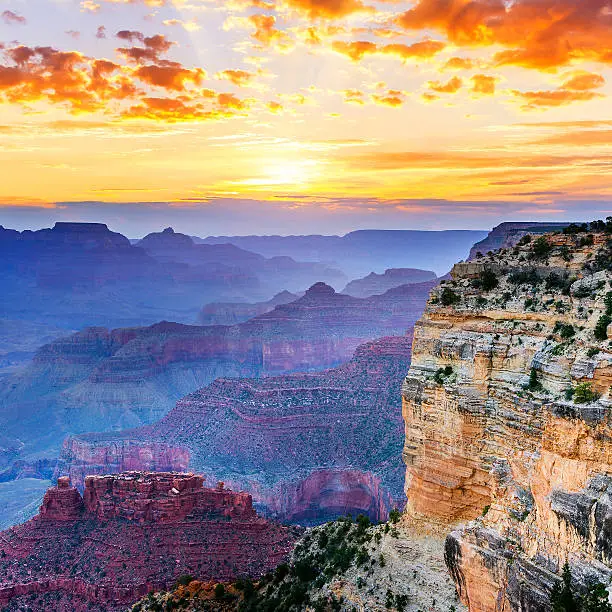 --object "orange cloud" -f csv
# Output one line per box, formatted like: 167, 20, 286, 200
343, 88, 365, 104
442, 56, 474, 70
216, 69, 257, 86
134, 65, 205, 91
372, 90, 405, 107
283, 0, 368, 18
513, 71, 606, 109
248, 14, 291, 48
512, 89, 604, 109
397, 0, 612, 70
428, 76, 462, 93
561, 72, 606, 91
470, 74, 496, 95
332, 39, 445, 61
